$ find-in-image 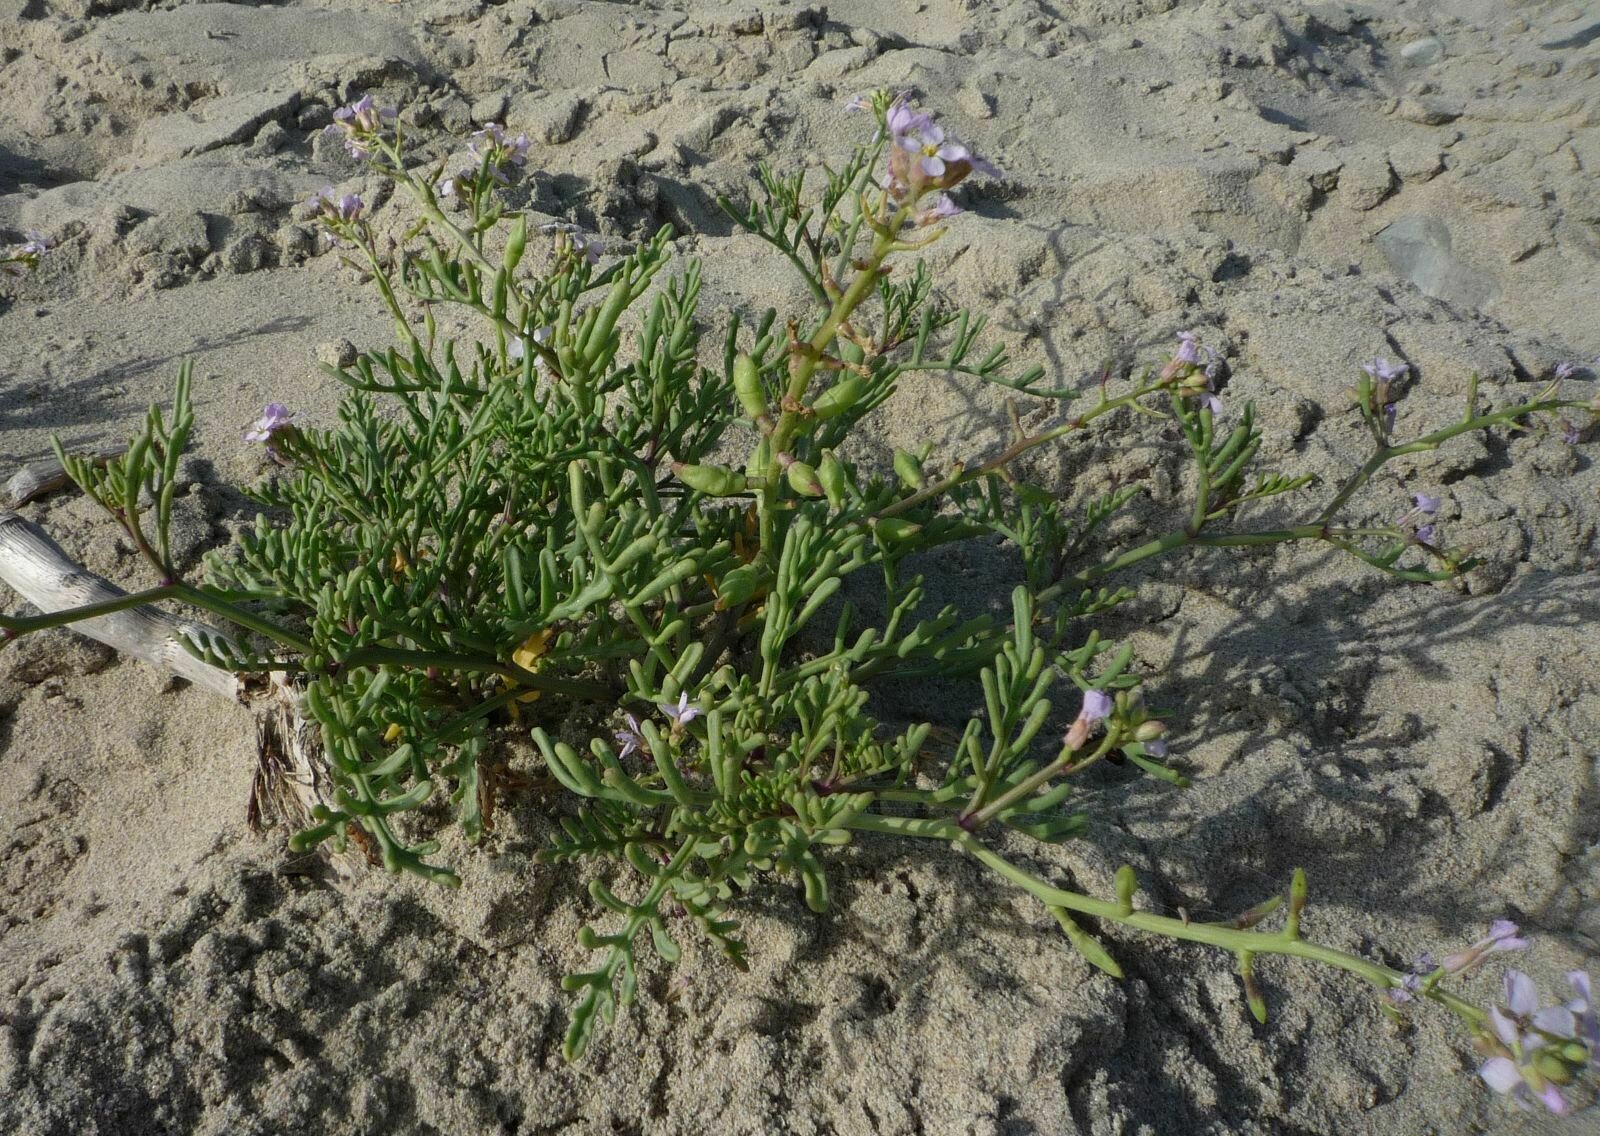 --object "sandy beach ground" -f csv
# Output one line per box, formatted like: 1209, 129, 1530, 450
2, 1, 1598, 1133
